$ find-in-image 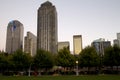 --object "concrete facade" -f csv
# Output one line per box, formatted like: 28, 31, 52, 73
58, 41, 70, 51
24, 32, 37, 56
6, 20, 24, 54
73, 35, 82, 55
37, 1, 58, 54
